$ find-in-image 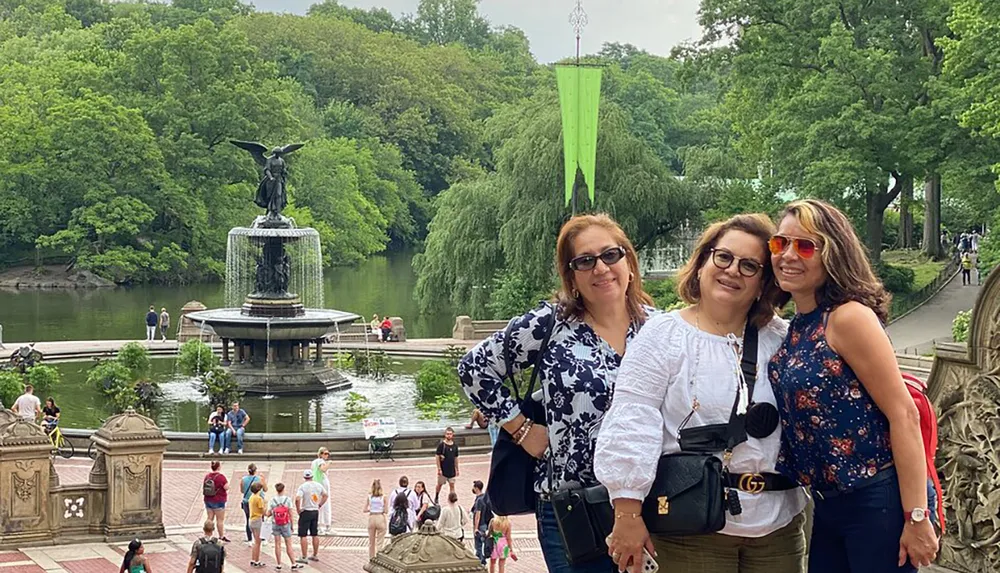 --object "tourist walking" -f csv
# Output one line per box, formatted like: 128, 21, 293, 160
768, 199, 938, 572
295, 470, 327, 564
388, 492, 416, 537
202, 461, 230, 542
207, 406, 229, 454
311, 447, 332, 535
187, 521, 225, 573
120, 539, 152, 573
266, 483, 298, 570
364, 479, 388, 559
962, 252, 973, 285
241, 464, 268, 545
225, 402, 250, 454
12, 384, 41, 422
248, 481, 267, 568
159, 308, 171, 342
389, 476, 420, 515
596, 214, 808, 573
489, 516, 516, 573
434, 427, 459, 504
458, 213, 655, 573
145, 306, 158, 342
472, 481, 493, 566
437, 492, 468, 541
